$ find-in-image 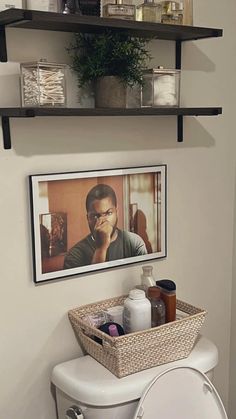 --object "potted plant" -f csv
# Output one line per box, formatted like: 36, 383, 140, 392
67, 30, 151, 108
